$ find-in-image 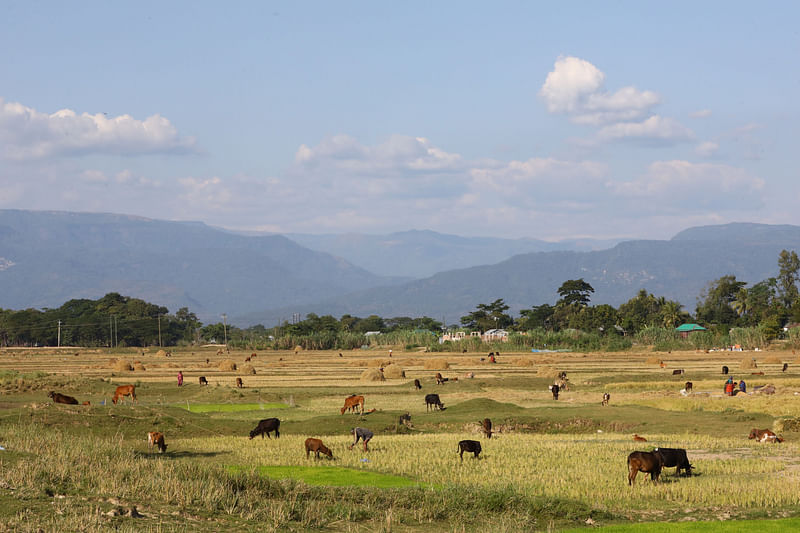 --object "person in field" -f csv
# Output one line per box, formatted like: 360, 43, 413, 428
349, 427, 373, 452
177, 370, 183, 386
739, 379, 746, 393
